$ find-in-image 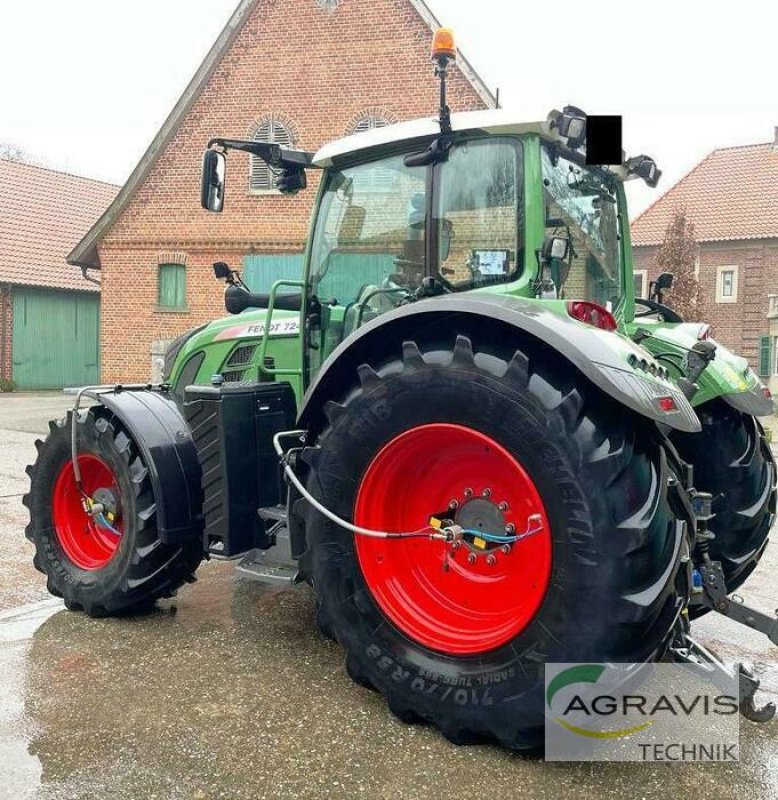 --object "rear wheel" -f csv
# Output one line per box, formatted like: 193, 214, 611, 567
304, 335, 687, 749
24, 410, 202, 617
673, 400, 776, 594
